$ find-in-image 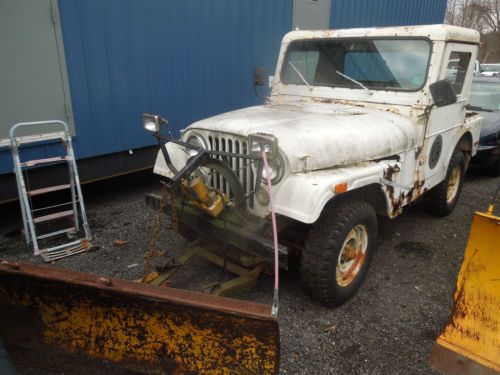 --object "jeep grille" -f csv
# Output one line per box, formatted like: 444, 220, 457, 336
207, 134, 255, 208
